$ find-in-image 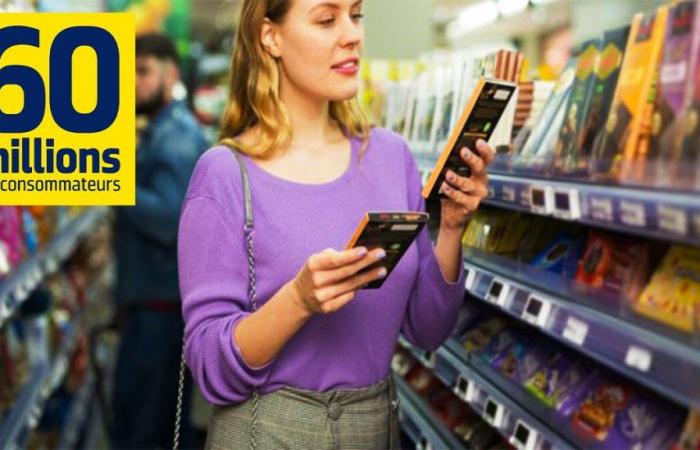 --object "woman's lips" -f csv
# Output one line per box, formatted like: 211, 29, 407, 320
331, 60, 359, 75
